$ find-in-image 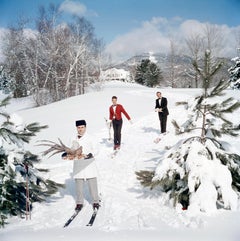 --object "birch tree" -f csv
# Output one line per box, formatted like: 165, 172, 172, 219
2, 3, 103, 105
